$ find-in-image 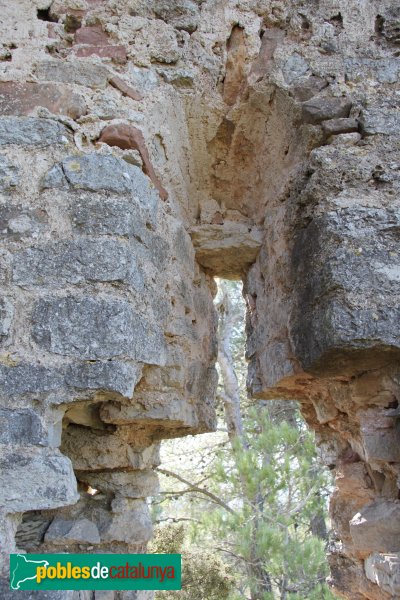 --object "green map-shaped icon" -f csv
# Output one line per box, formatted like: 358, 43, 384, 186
10, 554, 49, 590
